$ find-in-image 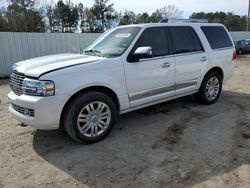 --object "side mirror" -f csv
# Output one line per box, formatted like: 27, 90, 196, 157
133, 47, 153, 60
